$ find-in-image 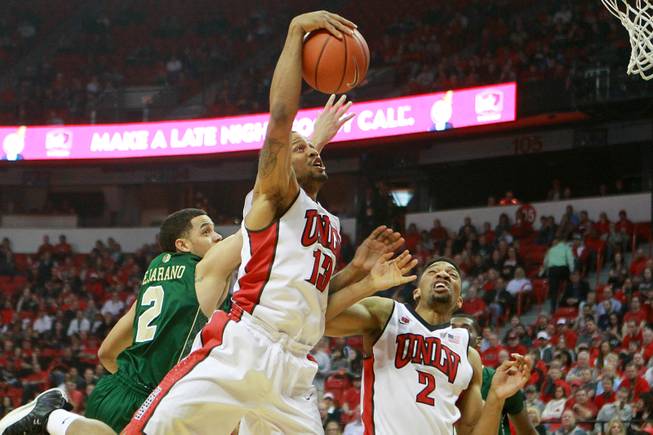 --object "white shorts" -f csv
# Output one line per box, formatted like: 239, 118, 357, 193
123, 306, 322, 435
